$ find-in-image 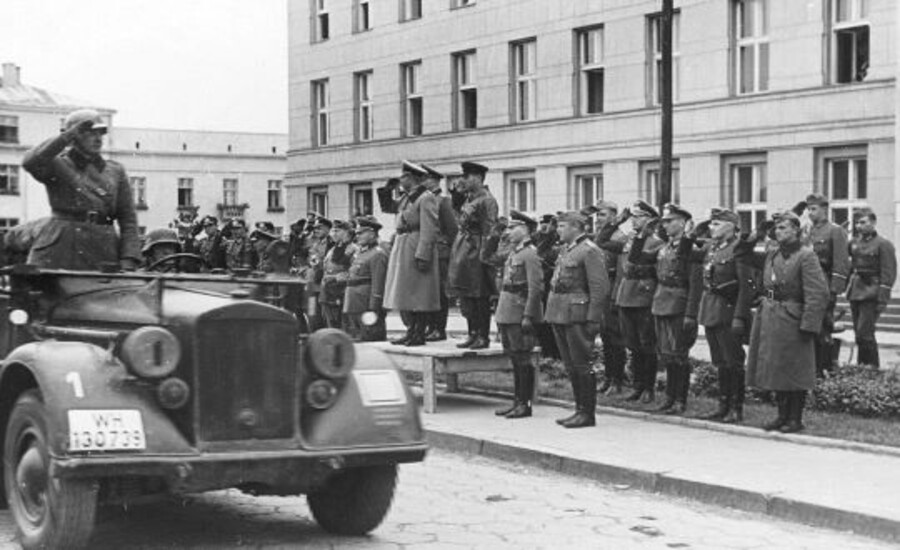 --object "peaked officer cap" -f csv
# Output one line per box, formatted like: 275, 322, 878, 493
539, 214, 557, 224
332, 219, 353, 231
557, 210, 588, 227
805, 193, 829, 207
661, 203, 692, 221
709, 208, 740, 227
420, 163, 444, 179
594, 200, 619, 214
313, 217, 333, 229
201, 215, 218, 227
63, 109, 108, 133
509, 210, 538, 231
402, 160, 428, 176
355, 215, 382, 232
461, 161, 489, 176
772, 210, 801, 227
